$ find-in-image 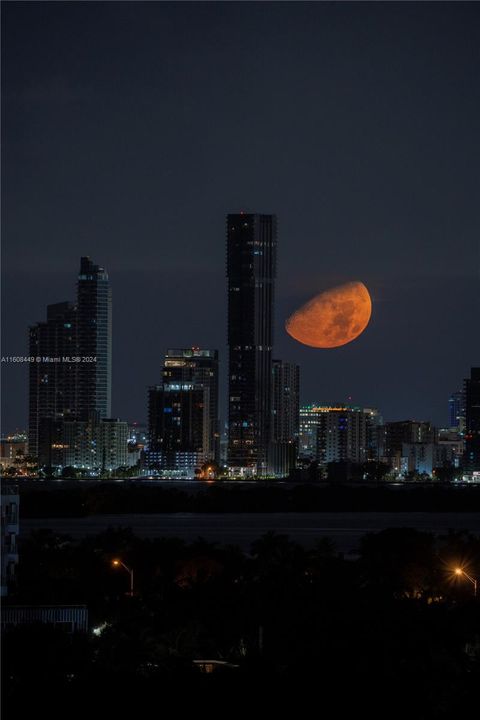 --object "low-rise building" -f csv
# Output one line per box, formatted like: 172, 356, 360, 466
1, 484, 19, 596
